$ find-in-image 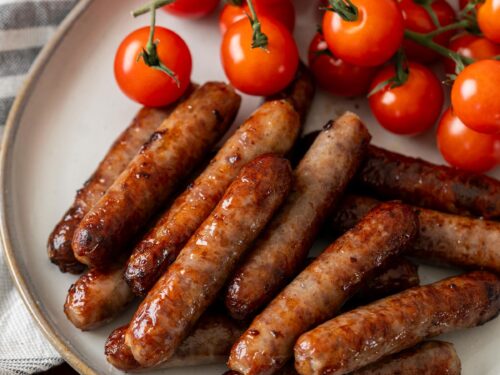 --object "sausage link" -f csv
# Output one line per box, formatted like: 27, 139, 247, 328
125, 155, 292, 367
64, 264, 134, 330
47, 106, 173, 273
225, 112, 371, 321
228, 202, 418, 375
72, 83, 241, 268
294, 271, 500, 375
331, 195, 500, 273
352, 341, 461, 375
125, 99, 300, 296
105, 310, 245, 371
356, 145, 500, 219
